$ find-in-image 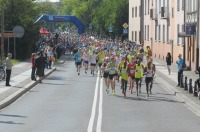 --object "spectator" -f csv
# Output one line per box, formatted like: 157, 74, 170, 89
35, 52, 45, 83
31, 53, 36, 81
166, 52, 172, 75
5, 53, 13, 86
176, 54, 184, 87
